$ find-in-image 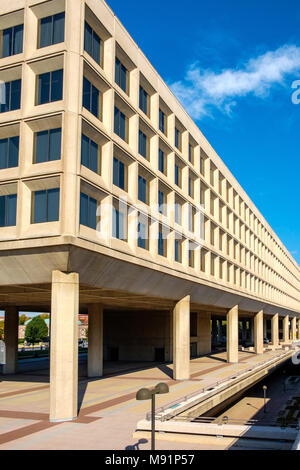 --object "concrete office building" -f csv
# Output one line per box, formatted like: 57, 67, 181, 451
0, 0, 299, 423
